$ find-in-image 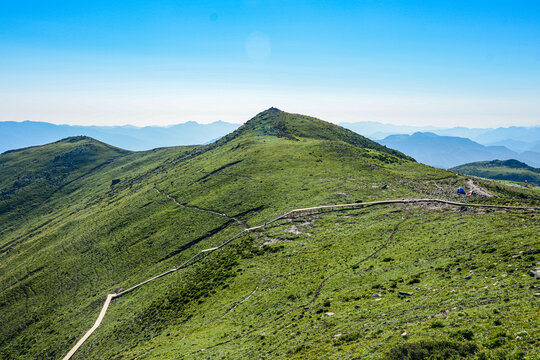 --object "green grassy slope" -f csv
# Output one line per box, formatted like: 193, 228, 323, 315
451, 159, 540, 186
0, 137, 129, 227
0, 109, 538, 360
